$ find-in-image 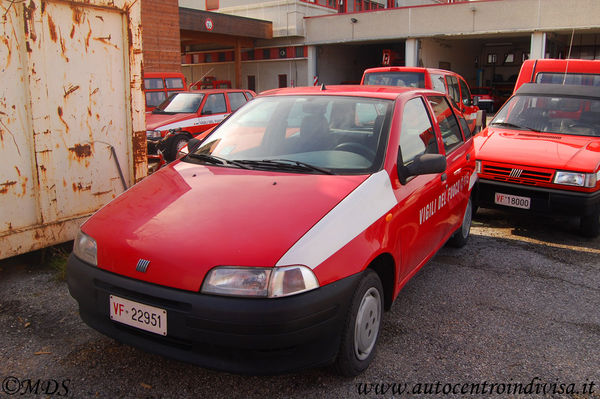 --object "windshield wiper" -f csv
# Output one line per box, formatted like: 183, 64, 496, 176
234, 159, 334, 175
491, 121, 541, 132
186, 153, 248, 169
